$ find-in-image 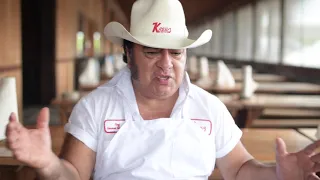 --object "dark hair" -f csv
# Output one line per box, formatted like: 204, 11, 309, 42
122, 39, 134, 63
